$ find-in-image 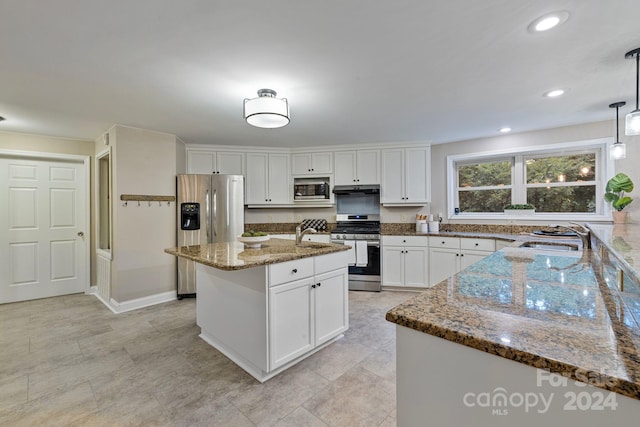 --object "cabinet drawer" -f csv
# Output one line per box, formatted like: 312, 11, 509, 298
428, 236, 460, 249
315, 251, 348, 274
269, 257, 314, 286
383, 235, 428, 247
460, 238, 495, 252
